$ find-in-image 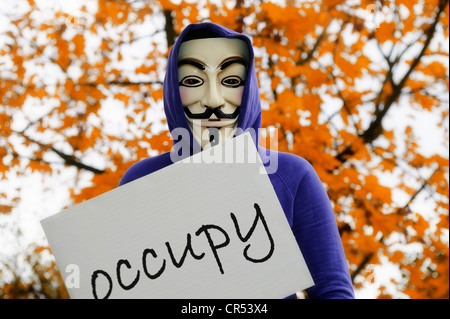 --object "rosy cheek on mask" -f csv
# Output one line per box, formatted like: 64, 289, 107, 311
179, 88, 200, 106
227, 87, 244, 106
237, 89, 243, 102
179, 89, 189, 103
179, 87, 205, 107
